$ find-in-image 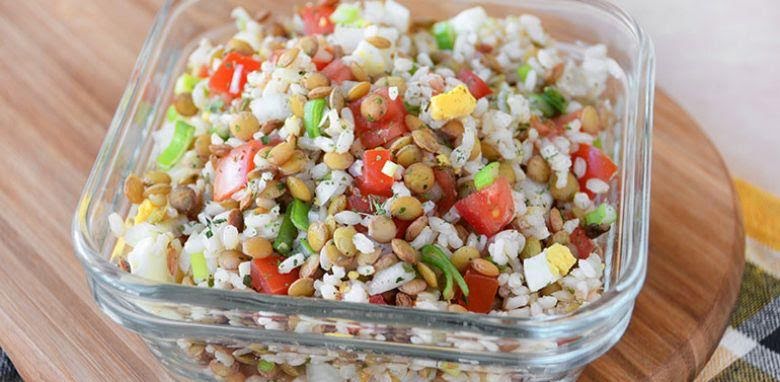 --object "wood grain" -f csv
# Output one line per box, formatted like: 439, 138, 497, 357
0, 1, 743, 381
